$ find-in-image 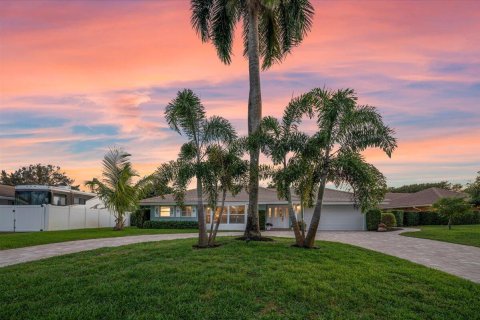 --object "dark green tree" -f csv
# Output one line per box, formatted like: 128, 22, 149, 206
388, 181, 462, 193
464, 171, 480, 206
432, 197, 472, 230
1, 164, 78, 189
